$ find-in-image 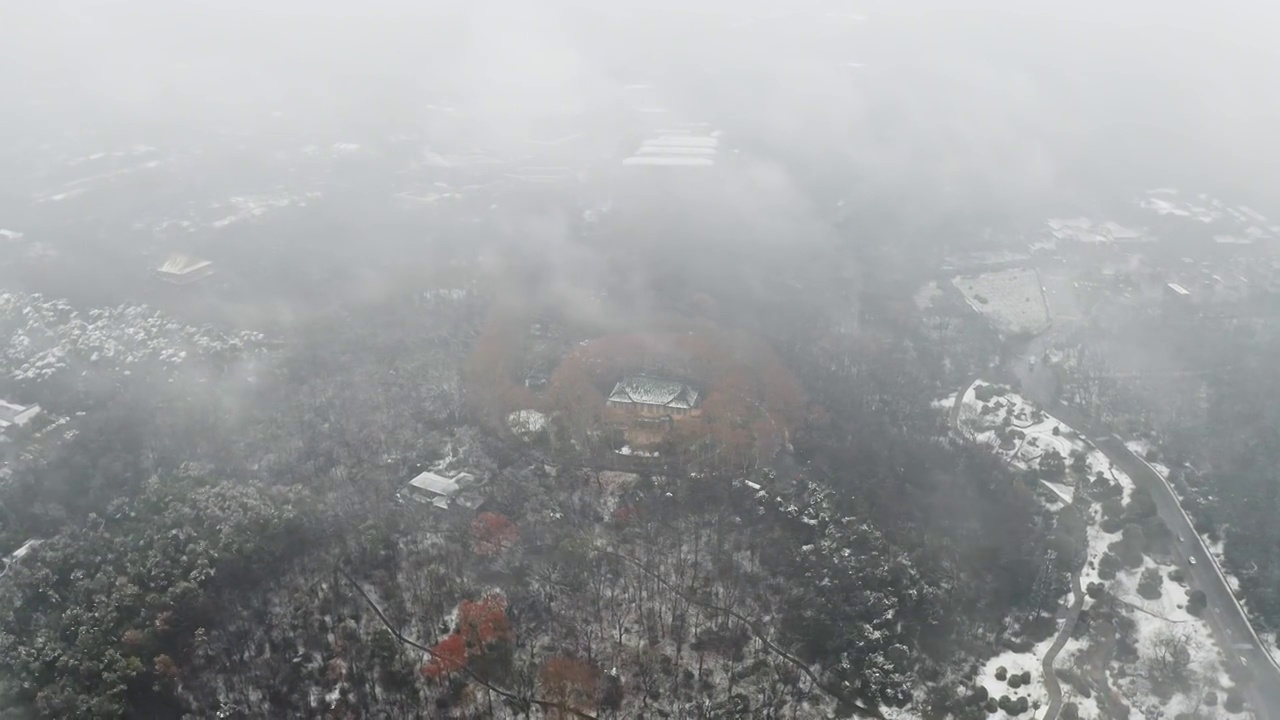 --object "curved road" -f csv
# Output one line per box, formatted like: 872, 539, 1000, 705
1006, 353, 1280, 719
1041, 549, 1086, 720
